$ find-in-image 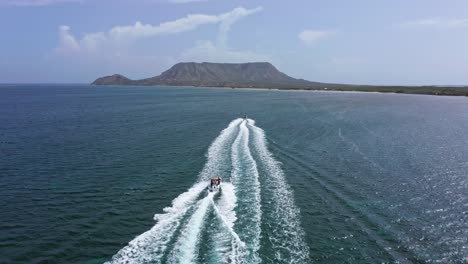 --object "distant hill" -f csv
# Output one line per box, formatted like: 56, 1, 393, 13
91, 62, 468, 96
92, 74, 133, 85
92, 62, 329, 88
